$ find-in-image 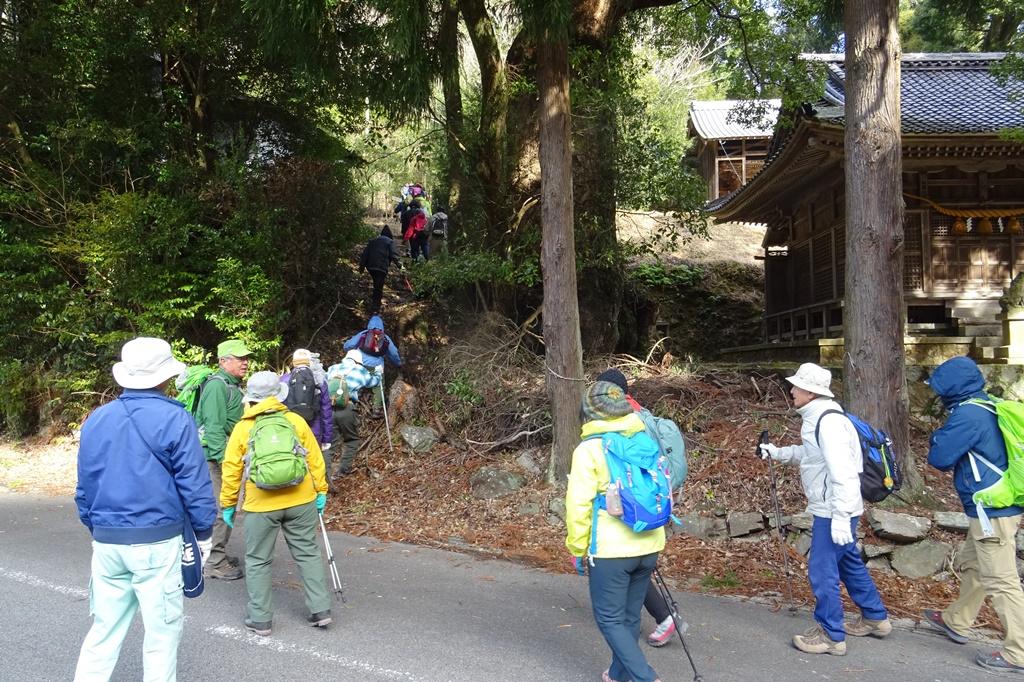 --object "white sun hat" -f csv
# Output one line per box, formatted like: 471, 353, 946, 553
785, 362, 834, 398
244, 370, 288, 403
112, 337, 188, 390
